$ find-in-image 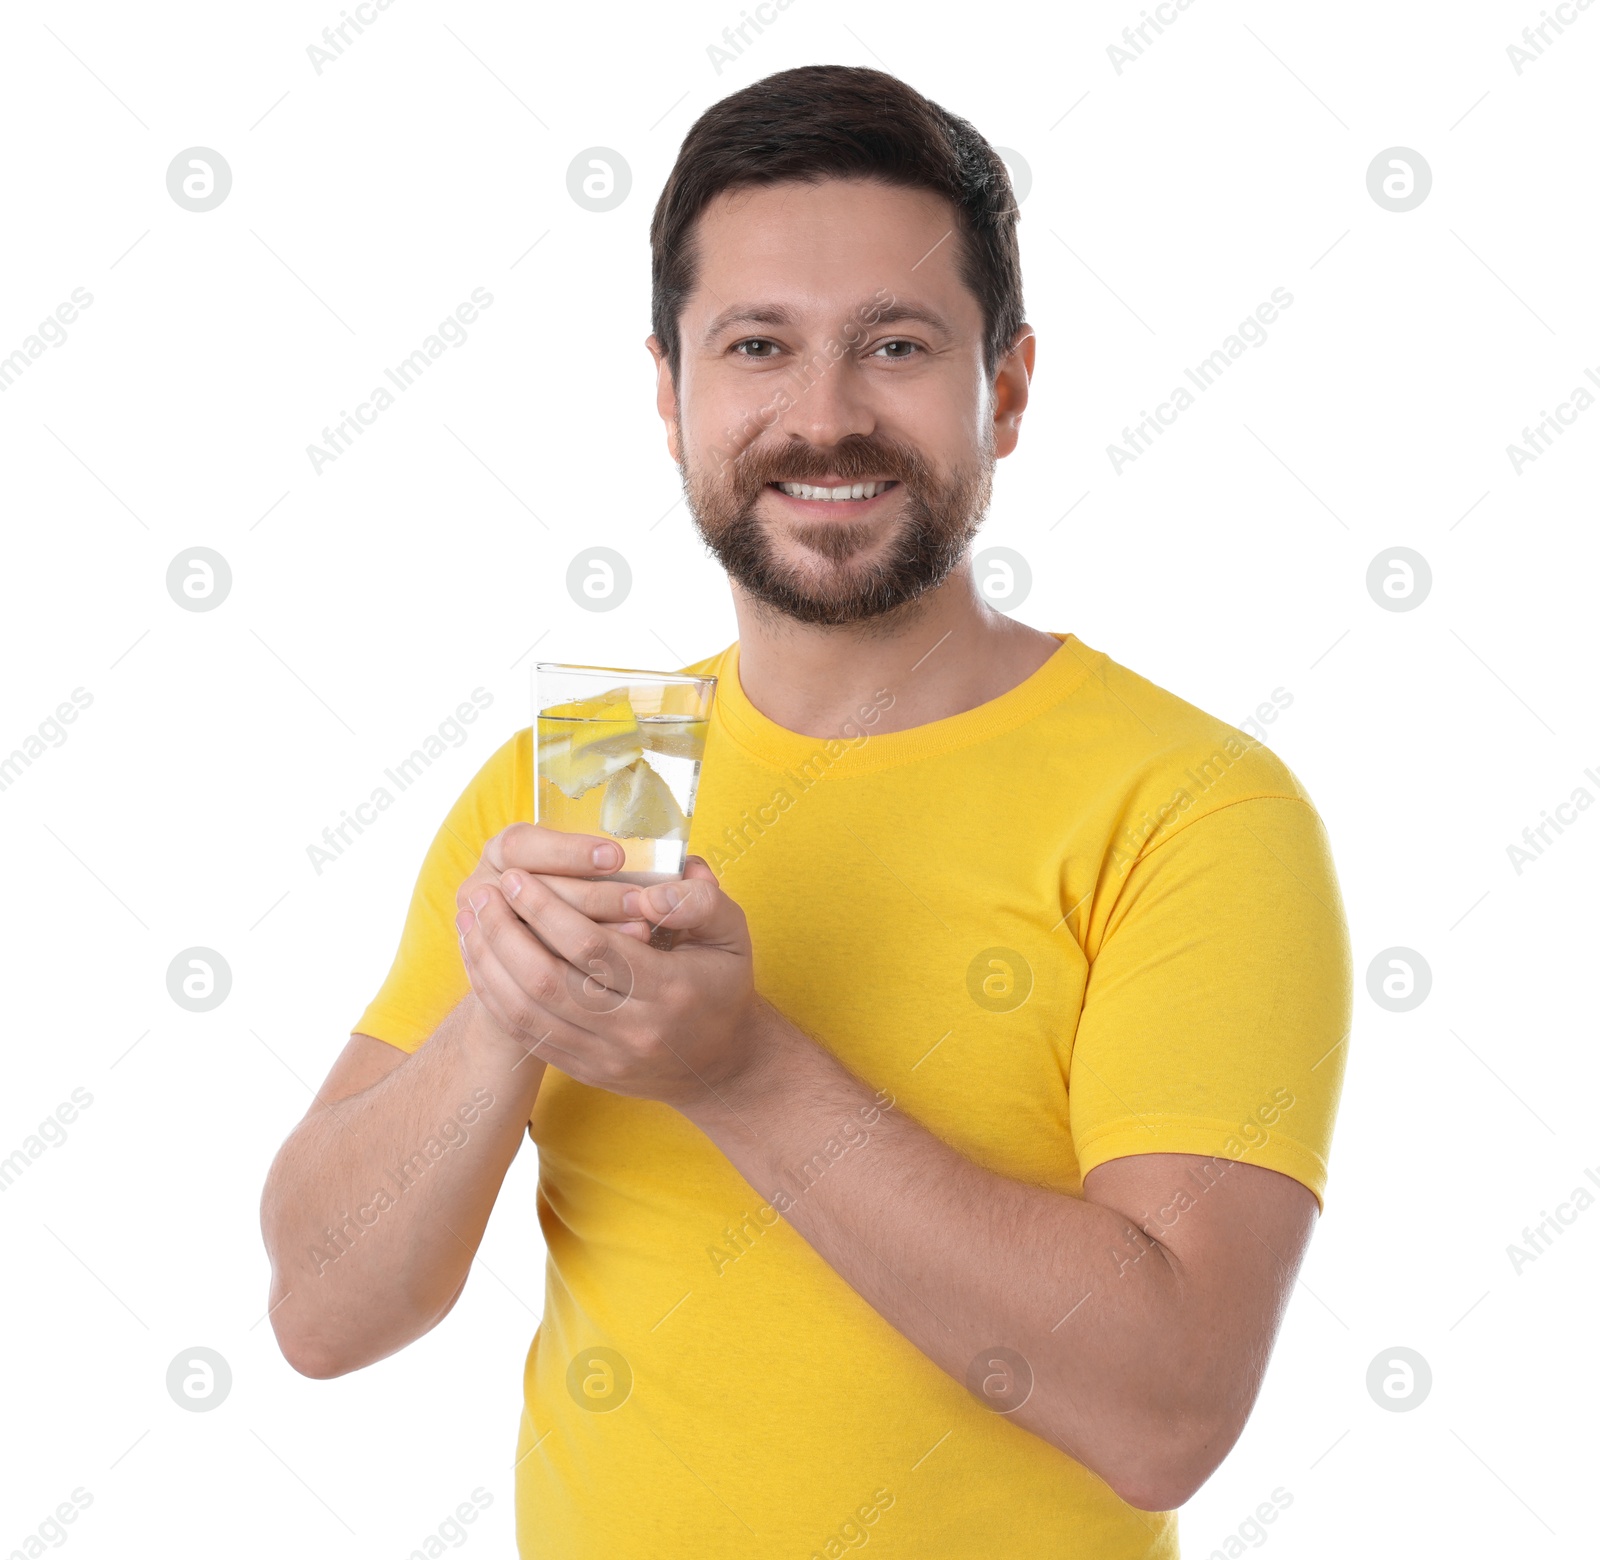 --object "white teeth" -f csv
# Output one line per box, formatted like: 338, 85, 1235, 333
776, 480, 891, 501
